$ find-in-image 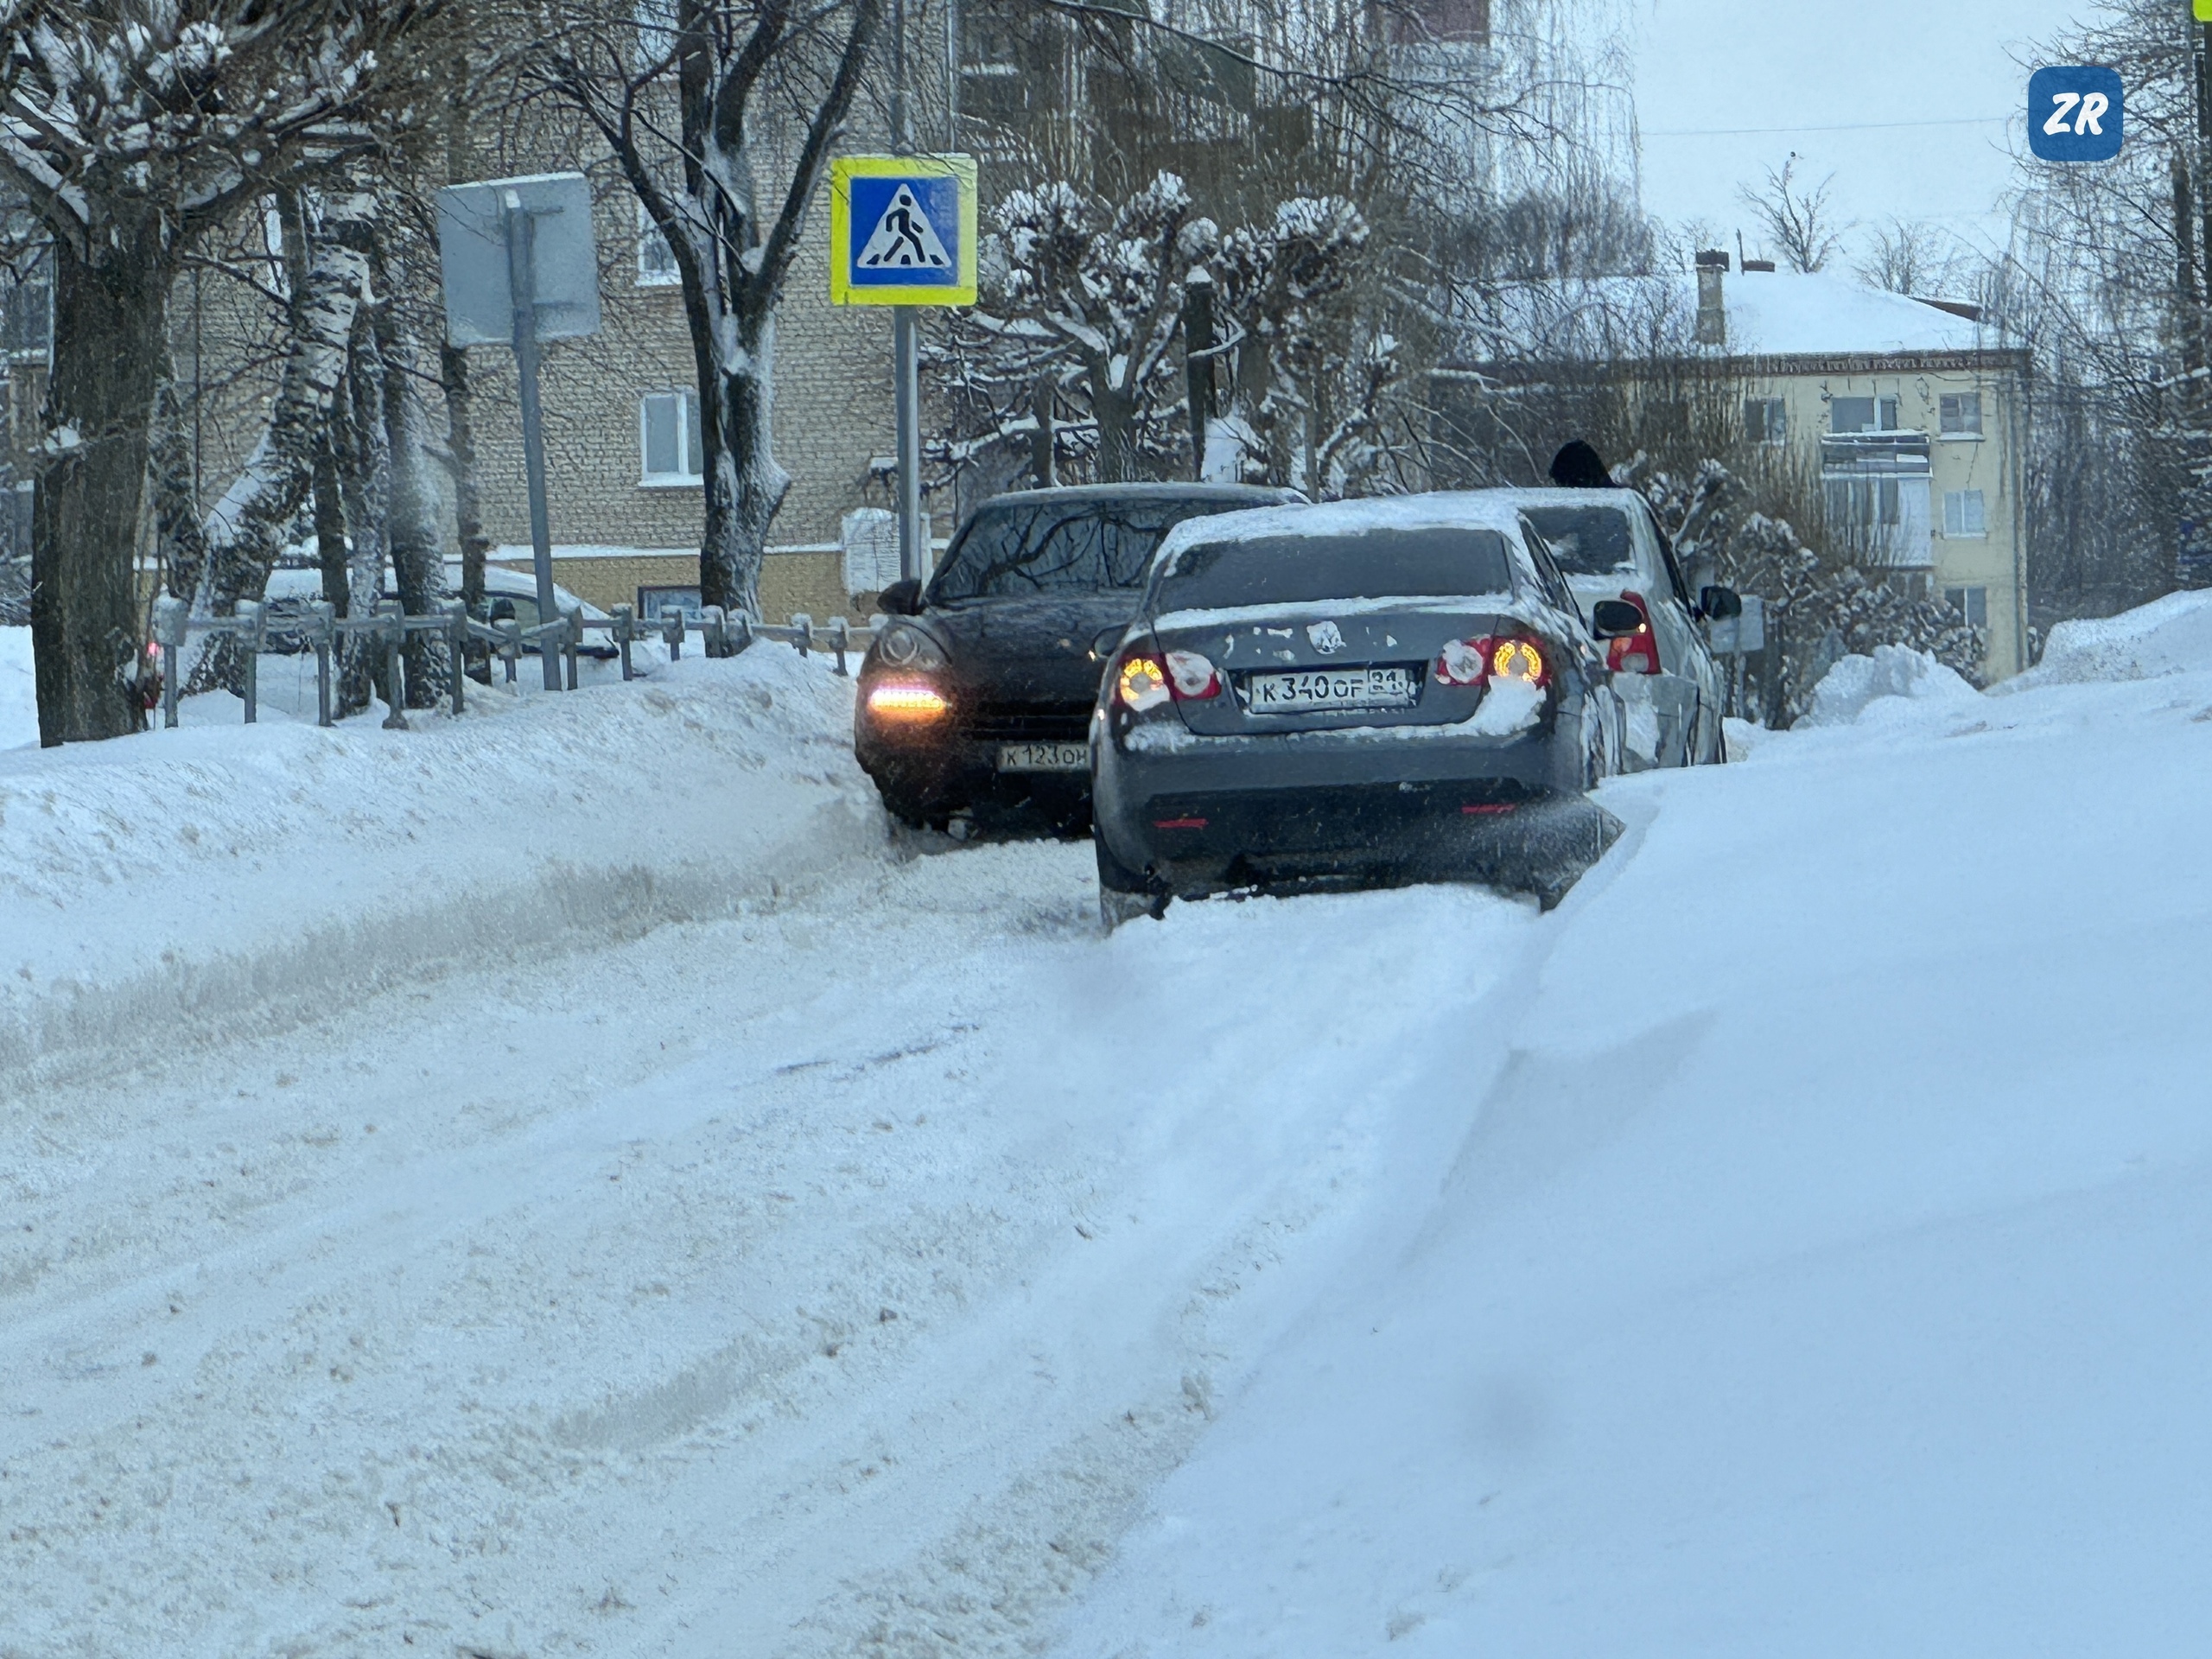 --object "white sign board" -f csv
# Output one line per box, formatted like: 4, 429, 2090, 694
1709, 593, 1766, 656
435, 172, 602, 348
